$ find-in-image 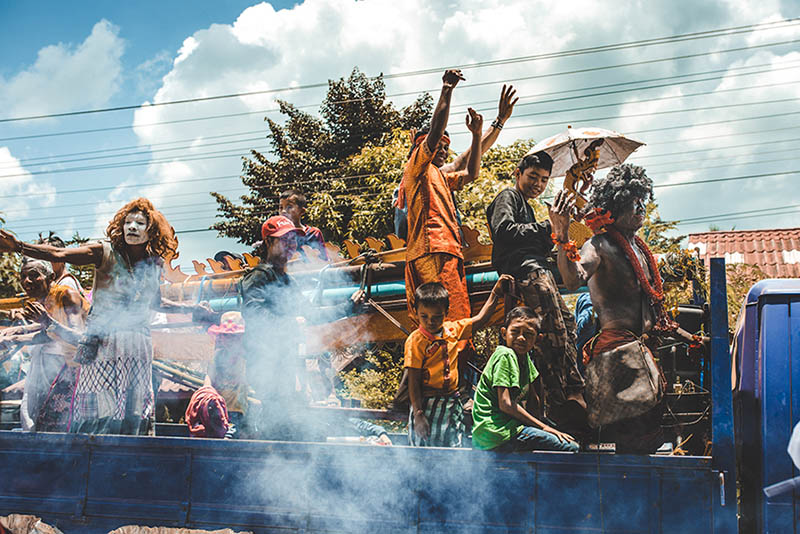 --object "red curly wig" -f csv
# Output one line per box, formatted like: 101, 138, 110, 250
105, 198, 178, 259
